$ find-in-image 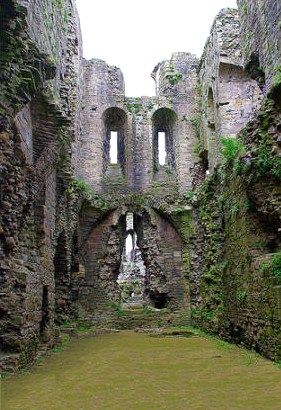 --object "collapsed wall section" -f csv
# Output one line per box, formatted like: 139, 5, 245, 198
199, 9, 263, 172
